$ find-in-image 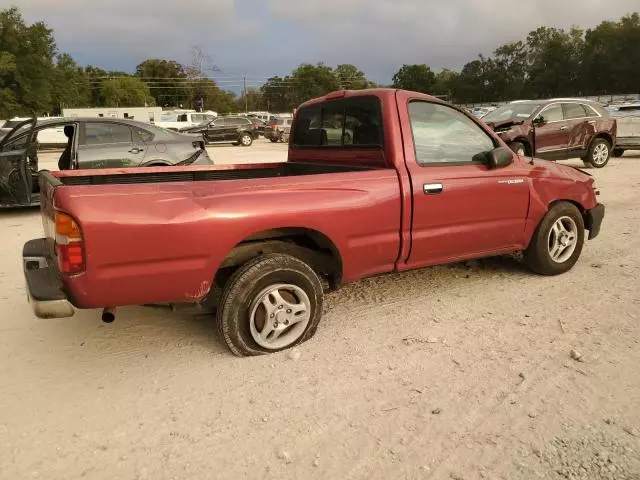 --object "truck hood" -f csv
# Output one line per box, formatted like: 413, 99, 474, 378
533, 158, 594, 183
485, 119, 524, 131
